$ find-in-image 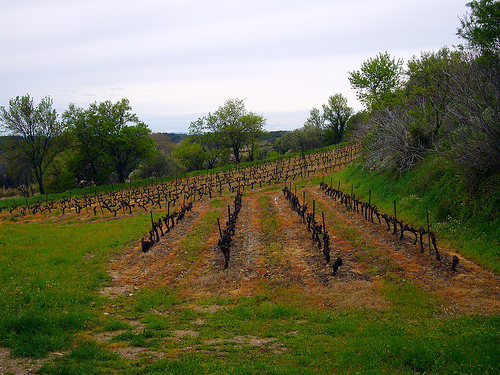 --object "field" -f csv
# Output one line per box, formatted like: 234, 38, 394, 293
1, 146, 499, 374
